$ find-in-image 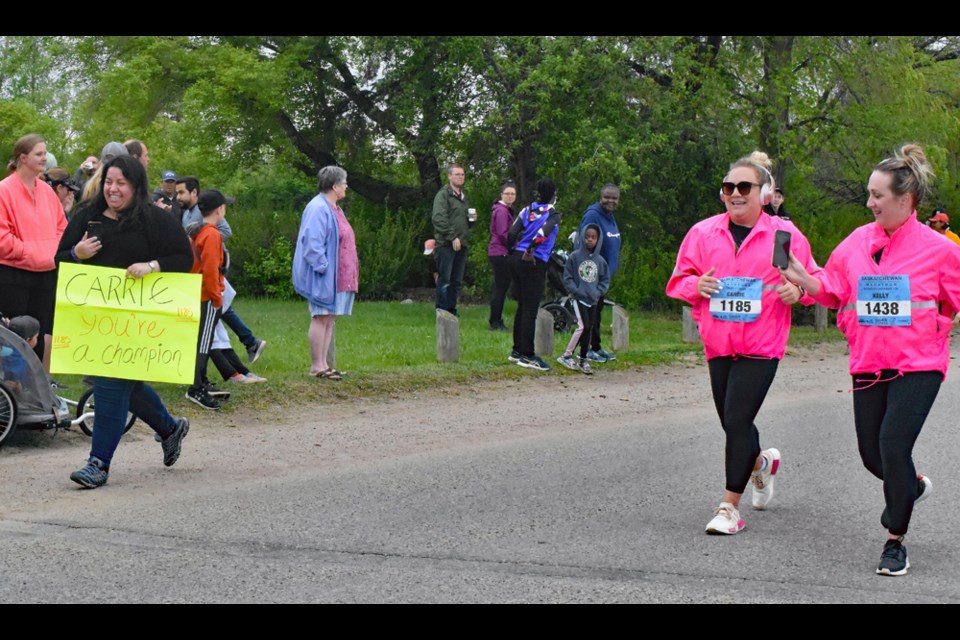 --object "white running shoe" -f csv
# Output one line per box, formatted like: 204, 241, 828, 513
705, 502, 744, 535
751, 447, 781, 510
